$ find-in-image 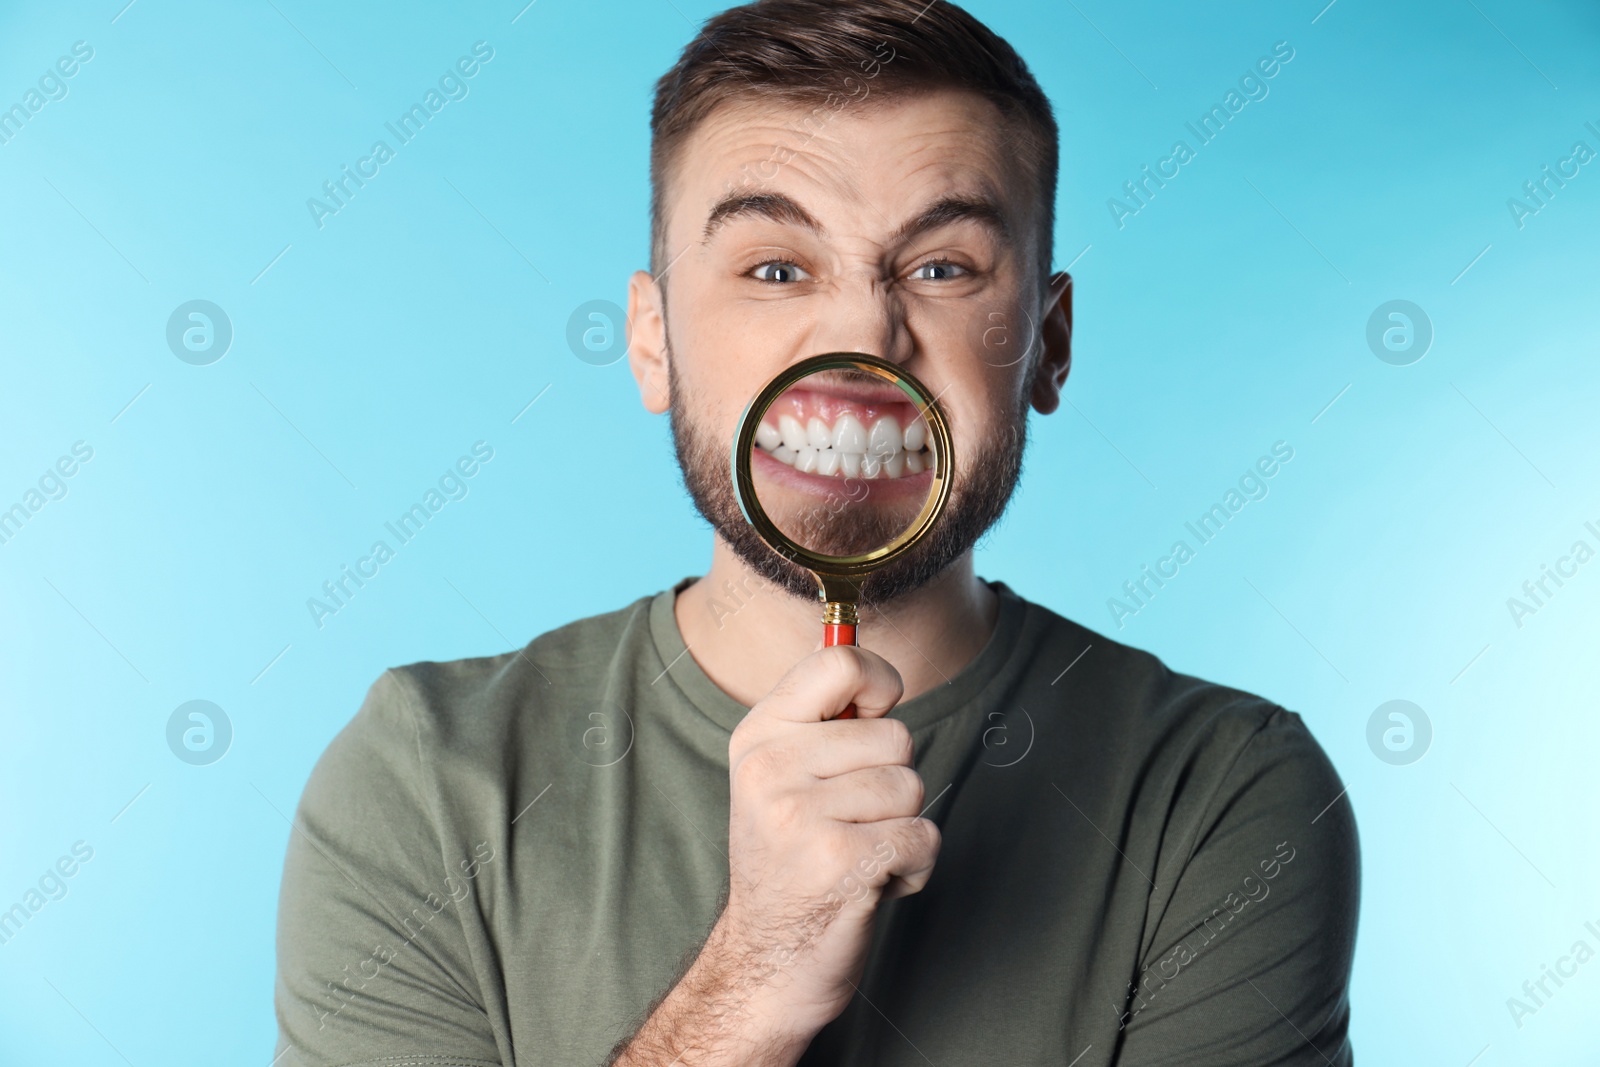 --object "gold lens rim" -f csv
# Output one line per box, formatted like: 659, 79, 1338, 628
731, 353, 953, 580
